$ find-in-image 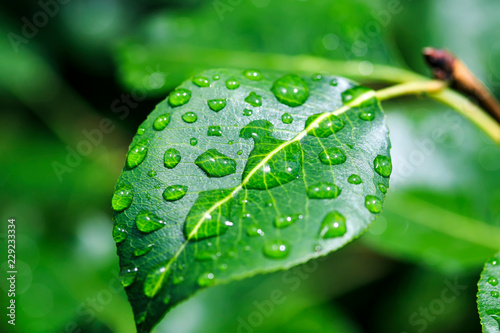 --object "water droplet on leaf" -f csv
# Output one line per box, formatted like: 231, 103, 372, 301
197, 272, 216, 287
225, 79, 240, 90
365, 195, 382, 213
192, 76, 210, 87
246, 225, 265, 237
271, 74, 309, 107
144, 264, 169, 298
245, 92, 262, 107
319, 147, 346, 165
134, 244, 154, 257
275, 214, 303, 228
488, 276, 499, 286
374, 155, 392, 177
126, 142, 148, 169
164, 148, 181, 169
195, 149, 237, 177
190, 137, 198, 146
112, 223, 128, 243
319, 211, 347, 238
208, 99, 227, 112
263, 240, 290, 259
306, 182, 341, 199
169, 88, 191, 107
243, 108, 253, 116
347, 174, 362, 185
136, 211, 166, 233
378, 183, 388, 194
341, 86, 372, 104
281, 112, 293, 124
182, 112, 198, 123
243, 69, 263, 81
120, 267, 138, 287
207, 126, 223, 137
163, 185, 188, 201
305, 113, 345, 138
112, 184, 134, 211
